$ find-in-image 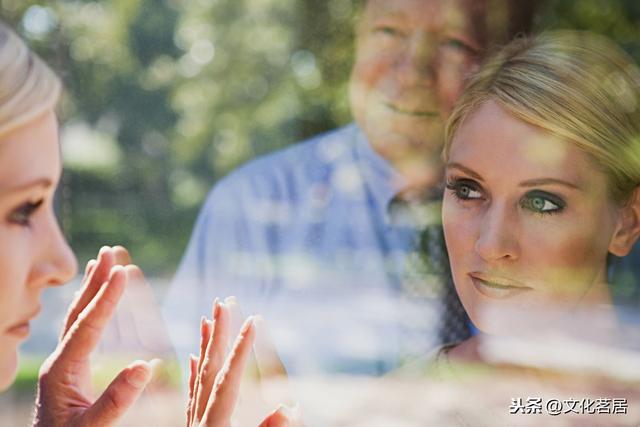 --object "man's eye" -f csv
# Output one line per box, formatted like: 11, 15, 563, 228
374, 26, 402, 37
8, 200, 44, 226
446, 179, 482, 200
520, 192, 565, 215
442, 38, 477, 55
